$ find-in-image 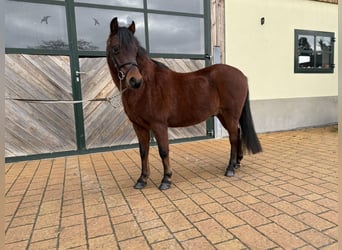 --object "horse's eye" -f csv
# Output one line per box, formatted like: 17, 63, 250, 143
112, 46, 120, 54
